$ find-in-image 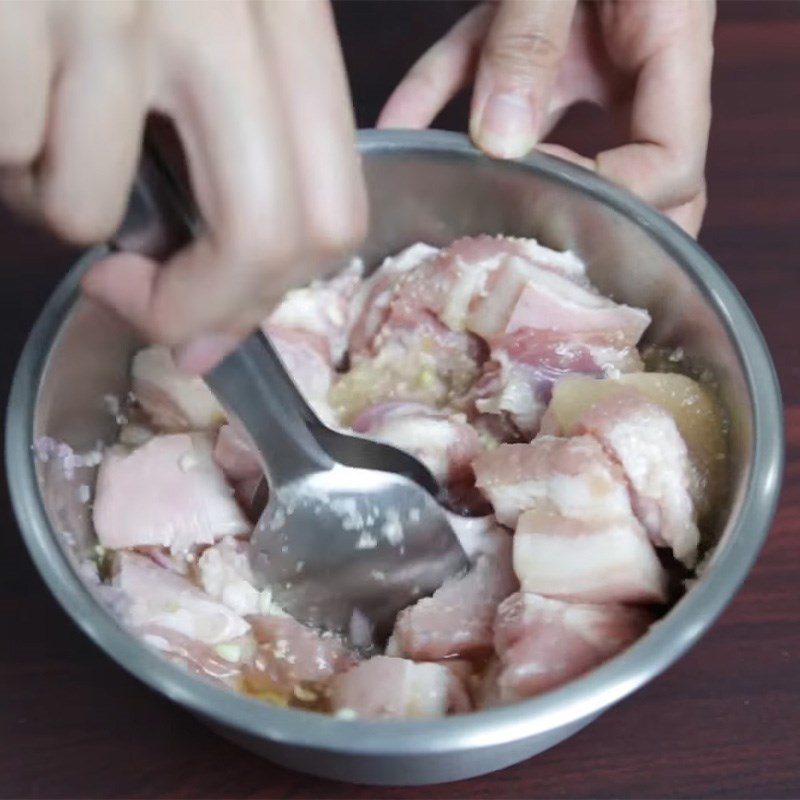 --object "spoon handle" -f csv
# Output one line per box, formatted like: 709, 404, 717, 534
206, 329, 334, 484
113, 129, 333, 485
